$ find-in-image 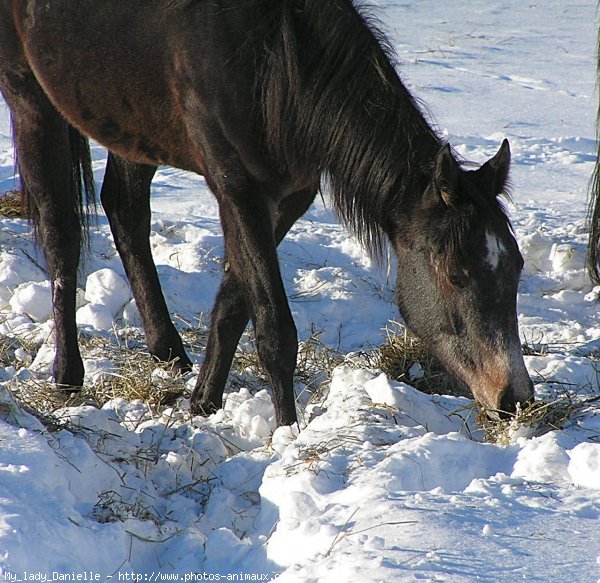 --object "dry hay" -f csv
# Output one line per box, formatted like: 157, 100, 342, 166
479, 389, 600, 445
7, 327, 345, 428
228, 331, 344, 400
1, 320, 481, 432
367, 321, 469, 398
0, 189, 26, 218
10, 334, 190, 430
5, 319, 599, 444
